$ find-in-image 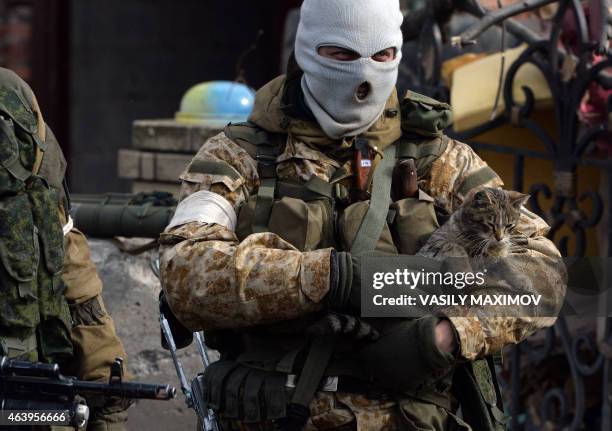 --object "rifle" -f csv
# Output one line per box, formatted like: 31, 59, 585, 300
159, 312, 221, 431
0, 356, 175, 429
154, 253, 221, 431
